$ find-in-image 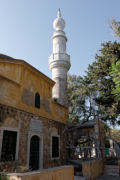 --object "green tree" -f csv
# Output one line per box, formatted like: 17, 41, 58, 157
86, 41, 120, 125
67, 74, 96, 124
111, 61, 120, 100
109, 19, 120, 105
68, 42, 120, 125
110, 128, 120, 142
